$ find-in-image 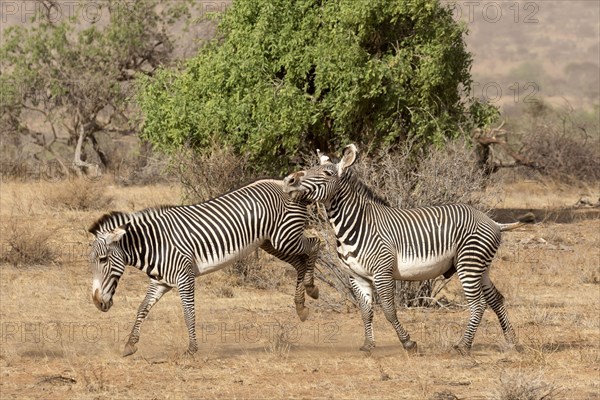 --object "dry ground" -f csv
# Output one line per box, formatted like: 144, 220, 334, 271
0, 178, 598, 399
